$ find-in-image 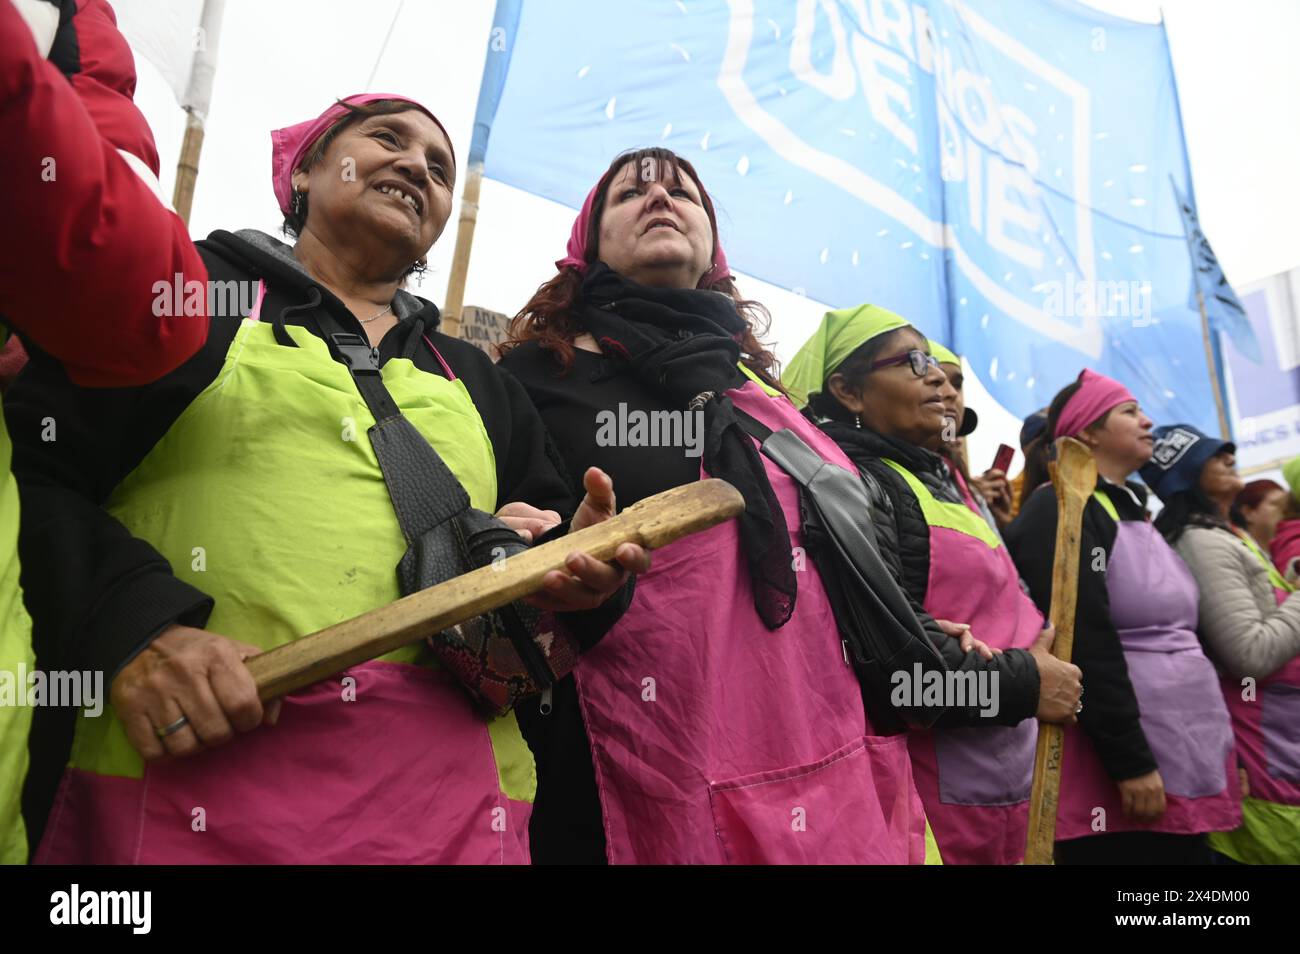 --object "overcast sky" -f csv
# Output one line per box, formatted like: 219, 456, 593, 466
128, 0, 1300, 473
